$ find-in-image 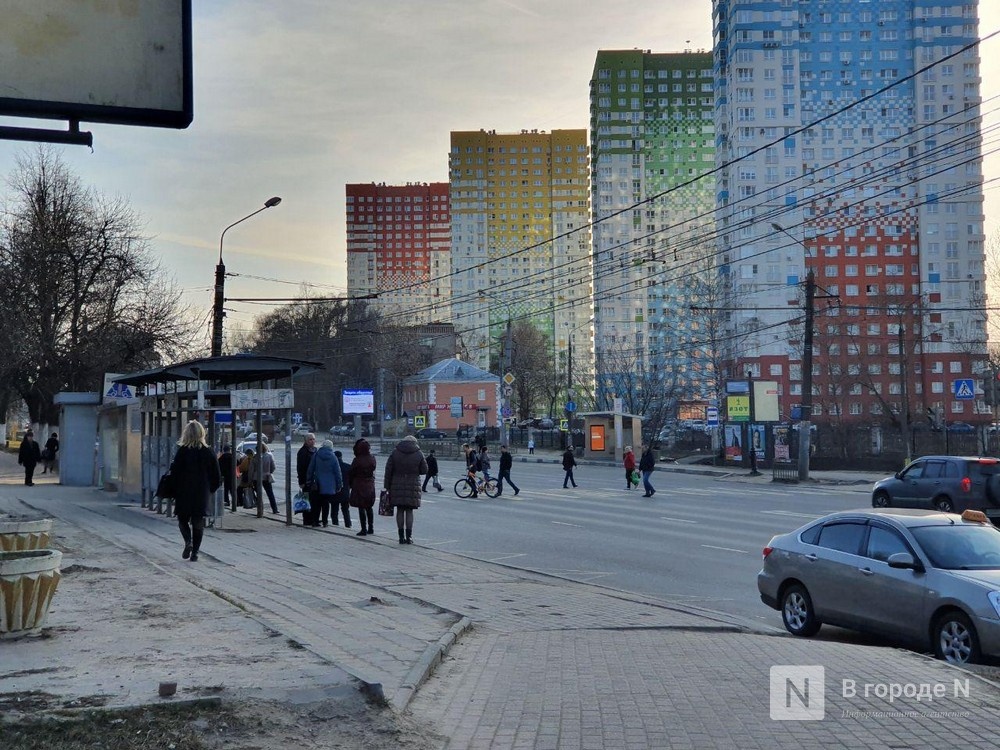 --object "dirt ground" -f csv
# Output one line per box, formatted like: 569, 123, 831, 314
0, 493, 446, 750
